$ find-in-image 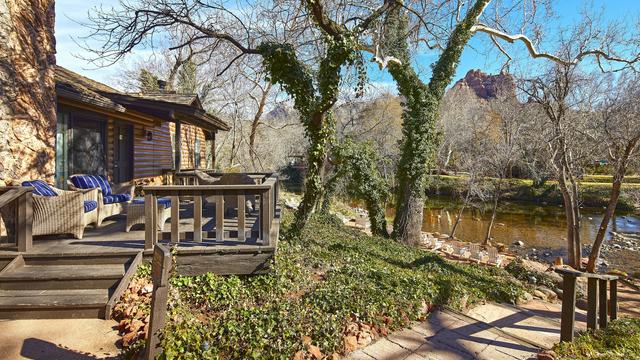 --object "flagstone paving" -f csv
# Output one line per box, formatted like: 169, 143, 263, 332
348, 307, 541, 360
